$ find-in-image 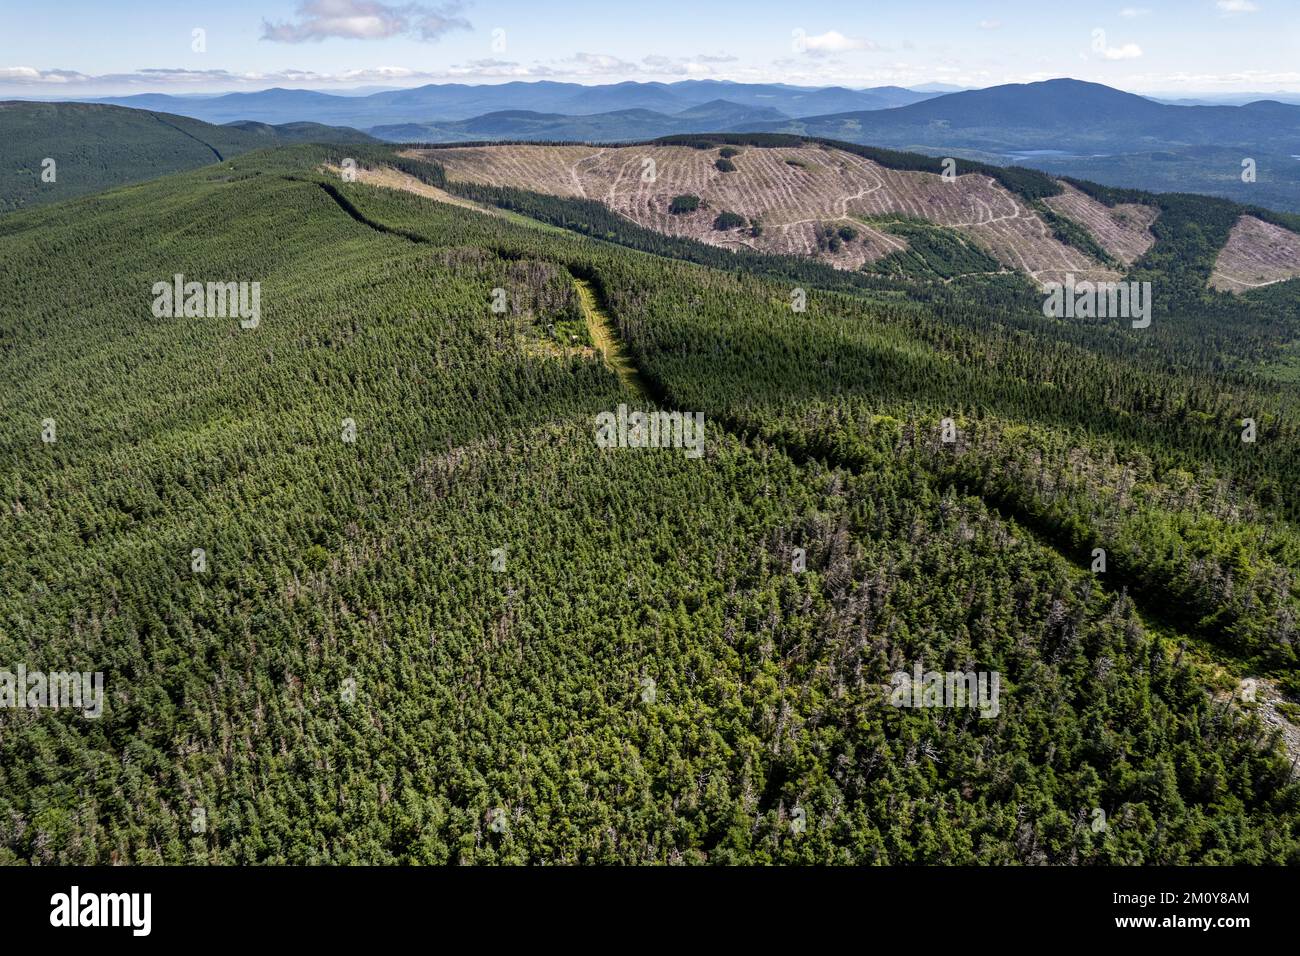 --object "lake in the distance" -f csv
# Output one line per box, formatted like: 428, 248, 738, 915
1005, 149, 1112, 163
